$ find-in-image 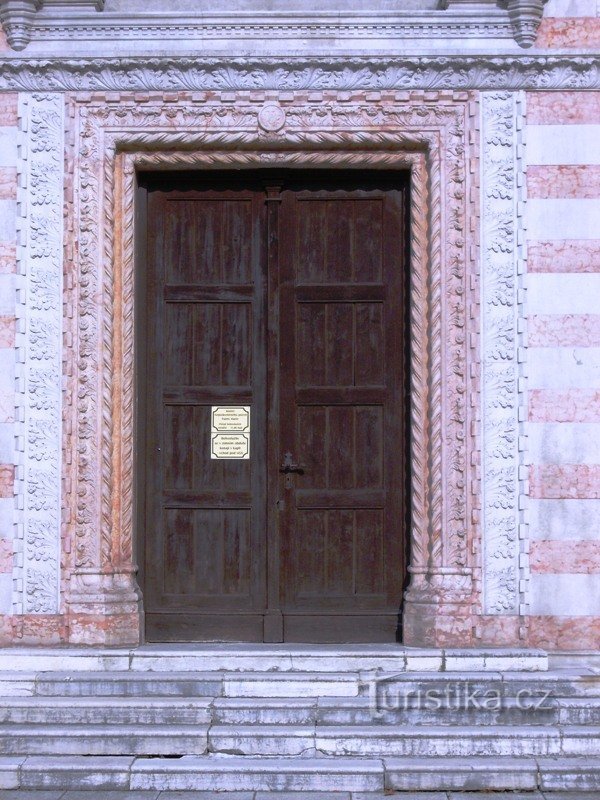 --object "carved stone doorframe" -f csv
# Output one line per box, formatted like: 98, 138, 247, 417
63, 92, 479, 646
